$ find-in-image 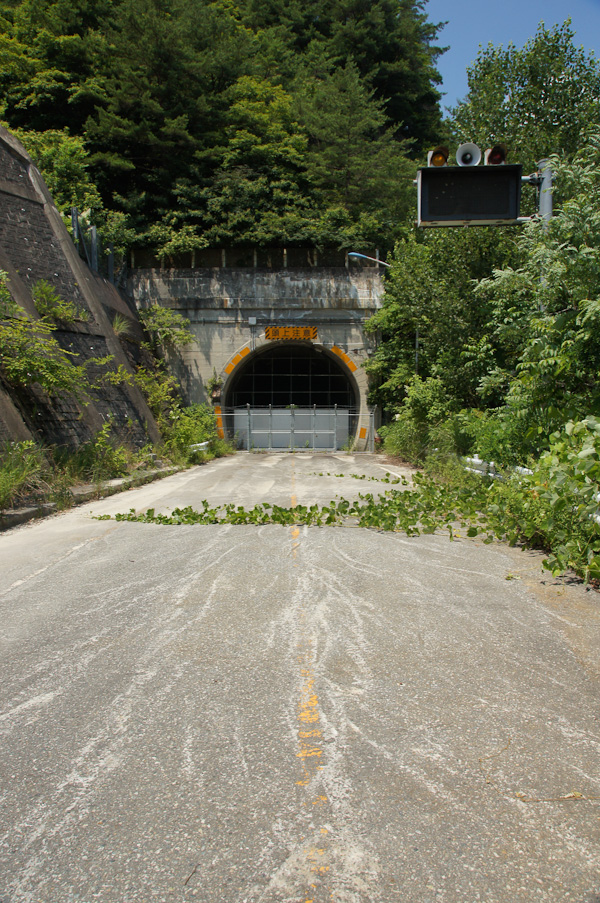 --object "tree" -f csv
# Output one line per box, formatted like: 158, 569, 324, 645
238, 0, 445, 150
365, 225, 514, 411
297, 60, 414, 248
188, 75, 313, 246
450, 21, 600, 171
473, 132, 600, 459
10, 127, 103, 215
325, 0, 445, 149
369, 20, 600, 434
0, 0, 114, 133
0, 0, 444, 247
